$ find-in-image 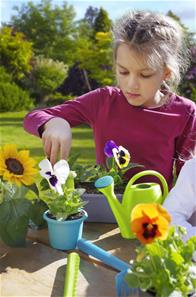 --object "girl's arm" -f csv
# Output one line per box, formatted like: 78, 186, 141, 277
23, 88, 104, 163
175, 108, 196, 176
163, 158, 196, 242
